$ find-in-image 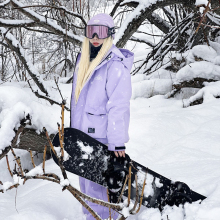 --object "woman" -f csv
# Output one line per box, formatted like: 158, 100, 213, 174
70, 13, 134, 220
